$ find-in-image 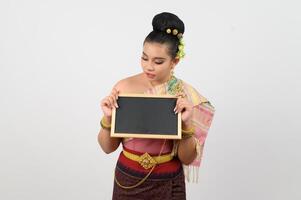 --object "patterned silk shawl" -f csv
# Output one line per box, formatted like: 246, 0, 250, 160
122, 75, 215, 182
